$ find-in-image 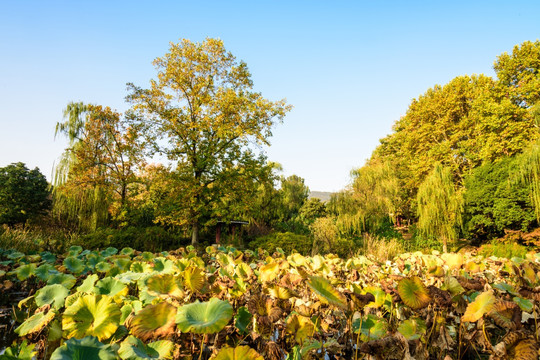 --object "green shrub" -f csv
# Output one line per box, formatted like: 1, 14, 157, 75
248, 232, 313, 255
74, 226, 189, 252
478, 241, 530, 259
